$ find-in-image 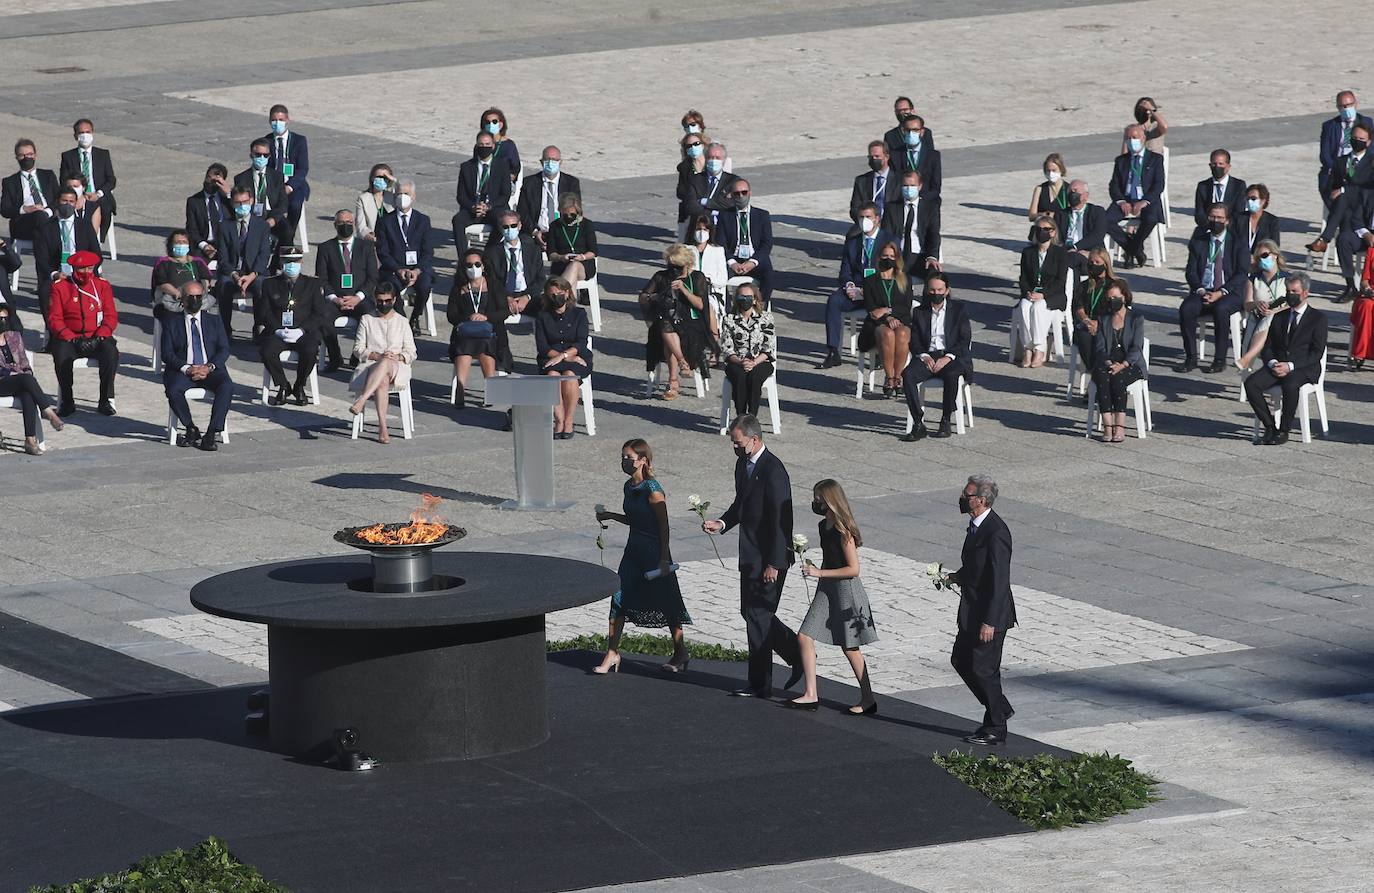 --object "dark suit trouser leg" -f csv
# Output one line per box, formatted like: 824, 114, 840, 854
1336, 229, 1361, 279
291, 334, 320, 389
452, 210, 477, 254
50, 340, 76, 403
1178, 295, 1202, 362
286, 192, 306, 236
1243, 367, 1280, 432
1208, 294, 1244, 361
1104, 204, 1130, 249
740, 569, 799, 693
825, 288, 863, 350
260, 335, 291, 391
203, 367, 233, 432
902, 358, 965, 421
952, 627, 1011, 734
165, 371, 196, 430
409, 270, 433, 322
94, 337, 118, 401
